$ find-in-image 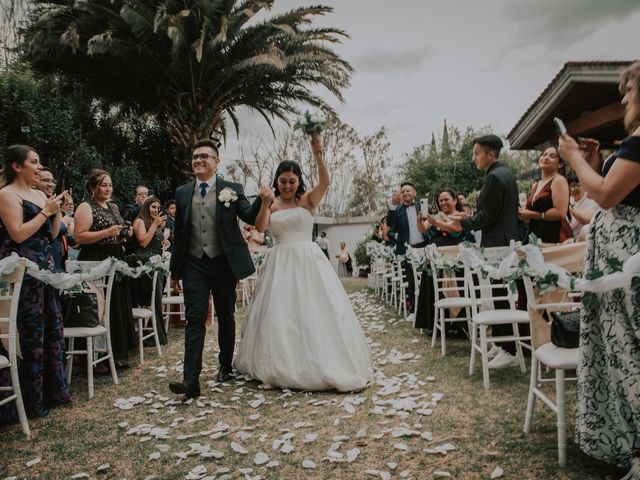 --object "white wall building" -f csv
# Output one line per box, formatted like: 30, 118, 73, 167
314, 215, 378, 274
